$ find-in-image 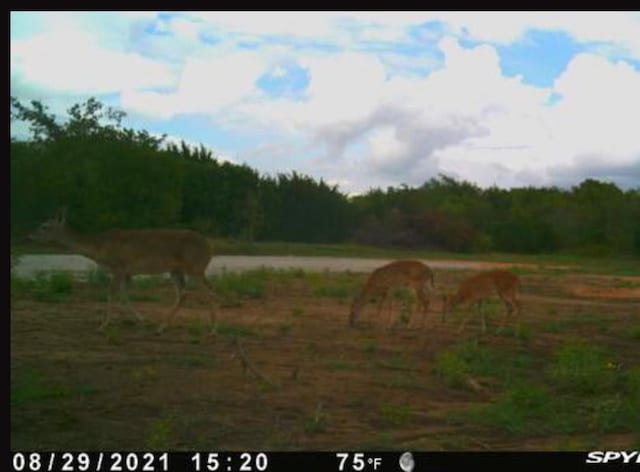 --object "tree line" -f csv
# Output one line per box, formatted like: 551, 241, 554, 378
10, 98, 640, 256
